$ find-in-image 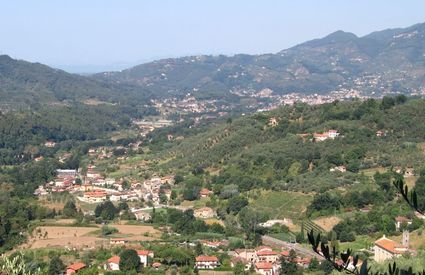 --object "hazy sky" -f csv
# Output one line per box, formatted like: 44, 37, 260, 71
1, 0, 424, 72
